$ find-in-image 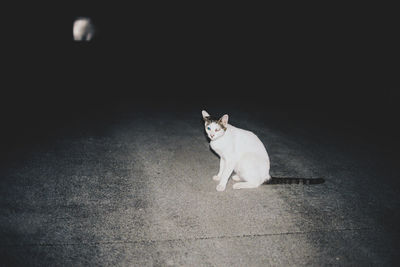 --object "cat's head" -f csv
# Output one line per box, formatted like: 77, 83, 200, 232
201, 110, 229, 141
